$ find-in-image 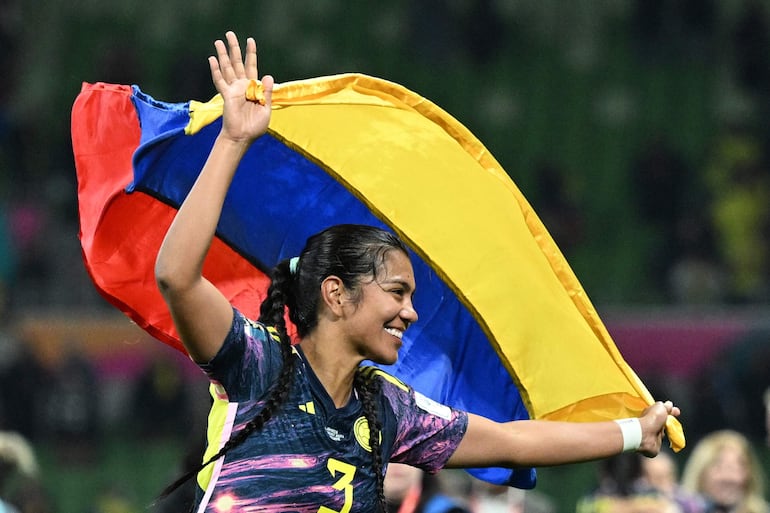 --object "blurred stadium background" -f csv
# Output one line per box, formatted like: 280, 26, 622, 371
0, 1, 768, 511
